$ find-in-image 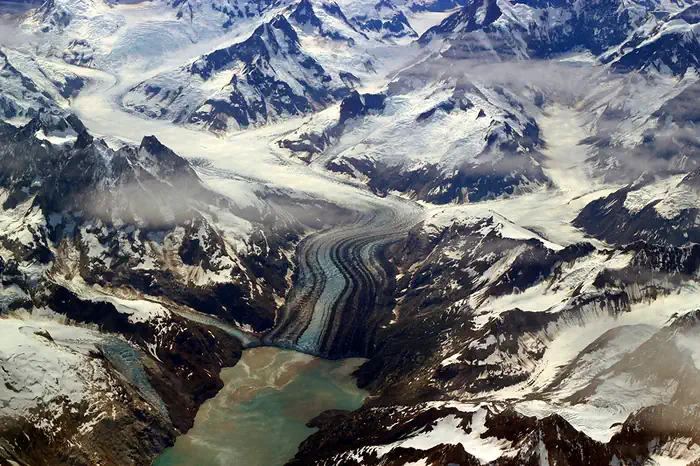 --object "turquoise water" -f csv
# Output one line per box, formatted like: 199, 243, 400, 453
153, 347, 367, 466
